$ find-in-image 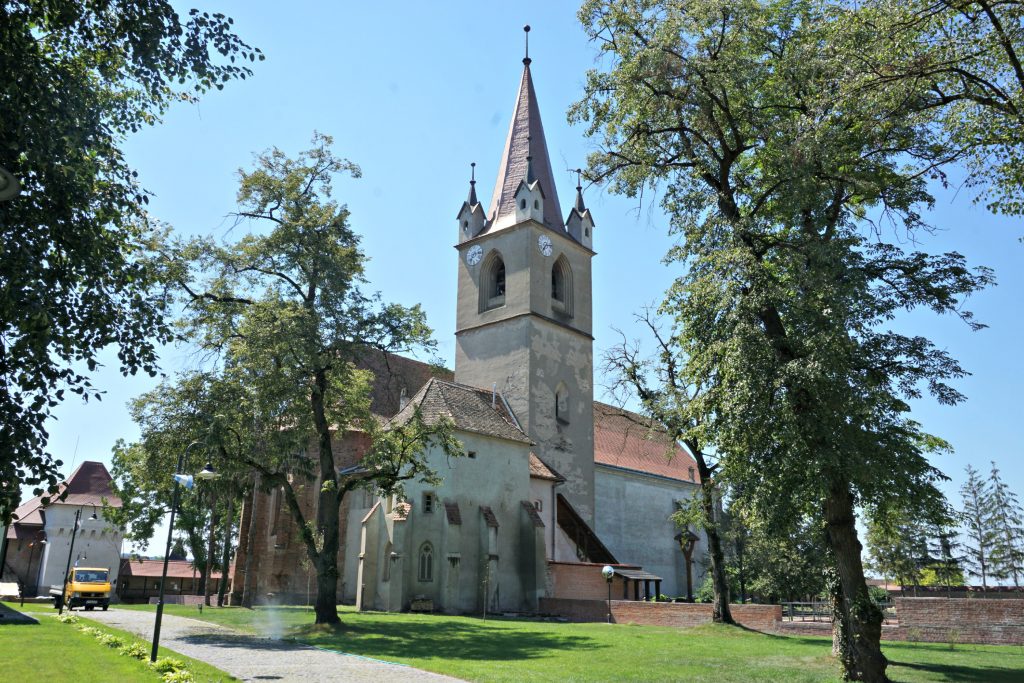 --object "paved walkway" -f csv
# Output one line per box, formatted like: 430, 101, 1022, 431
80, 608, 460, 682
